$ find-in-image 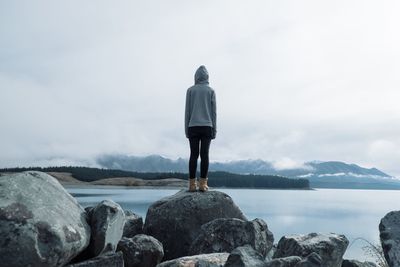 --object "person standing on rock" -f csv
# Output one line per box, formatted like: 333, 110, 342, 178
185, 65, 217, 192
